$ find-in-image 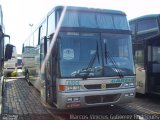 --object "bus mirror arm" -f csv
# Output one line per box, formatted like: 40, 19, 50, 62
43, 34, 54, 40
4, 34, 10, 43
